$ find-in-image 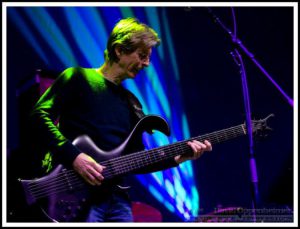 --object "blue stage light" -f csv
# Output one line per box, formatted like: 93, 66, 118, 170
7, 6, 200, 220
